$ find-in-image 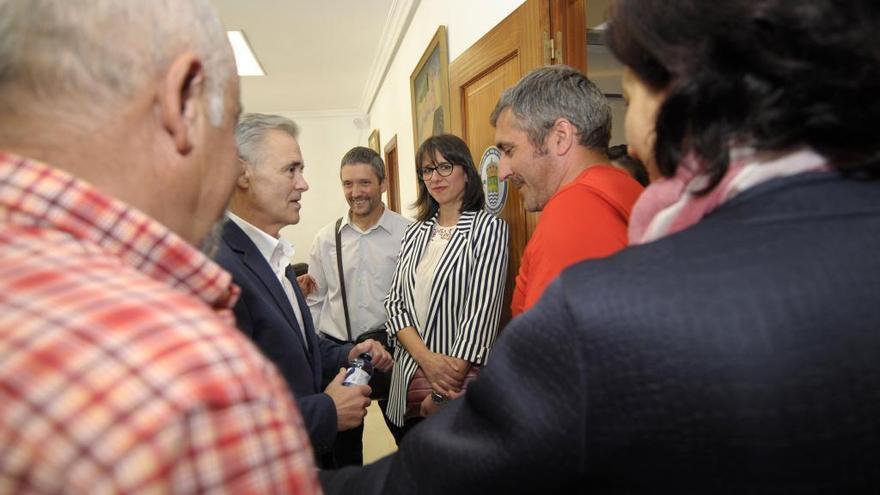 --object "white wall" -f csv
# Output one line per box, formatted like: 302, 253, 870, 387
368, 0, 525, 219
274, 112, 367, 263
267, 0, 526, 264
